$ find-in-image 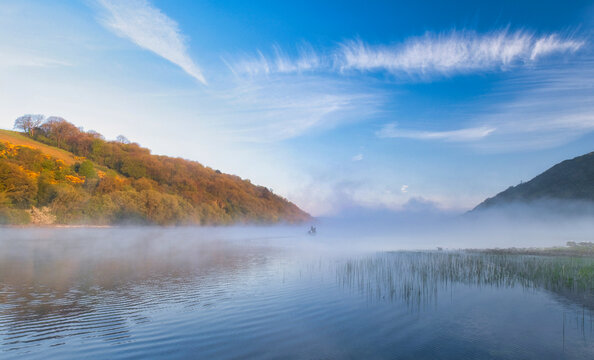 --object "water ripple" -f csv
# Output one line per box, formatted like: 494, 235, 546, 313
0, 231, 593, 359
